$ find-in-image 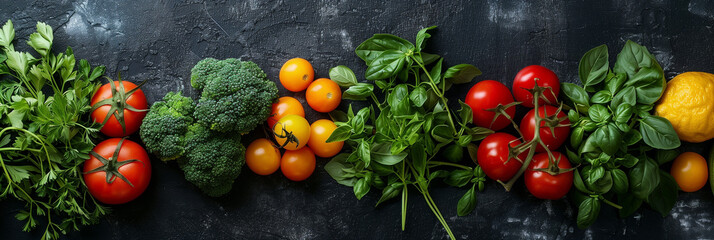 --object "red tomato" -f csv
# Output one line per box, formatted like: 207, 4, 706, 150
281, 147, 316, 181
477, 133, 526, 181
268, 97, 305, 128
512, 65, 560, 108
525, 152, 573, 200
465, 80, 516, 131
520, 105, 570, 152
83, 138, 151, 204
91, 80, 148, 137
